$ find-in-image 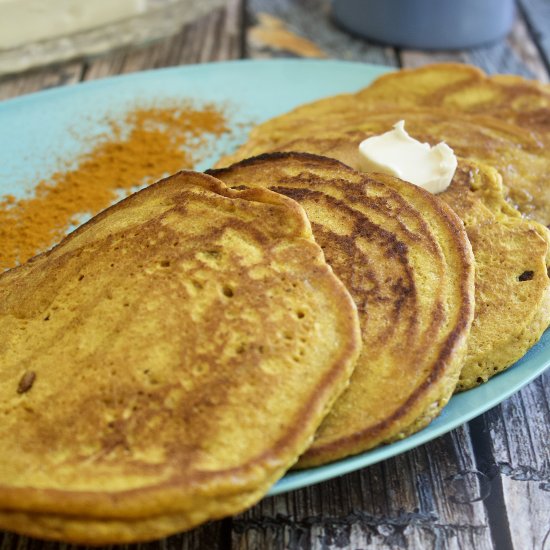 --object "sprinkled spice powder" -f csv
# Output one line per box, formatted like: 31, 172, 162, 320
0, 102, 228, 270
